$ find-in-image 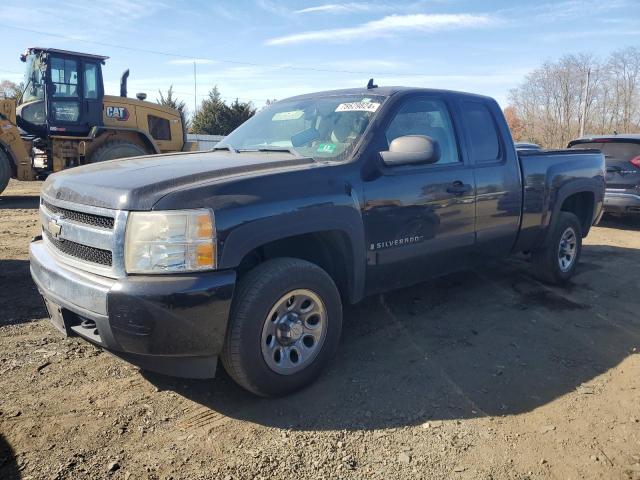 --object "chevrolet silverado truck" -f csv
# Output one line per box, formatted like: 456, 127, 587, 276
30, 86, 605, 396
